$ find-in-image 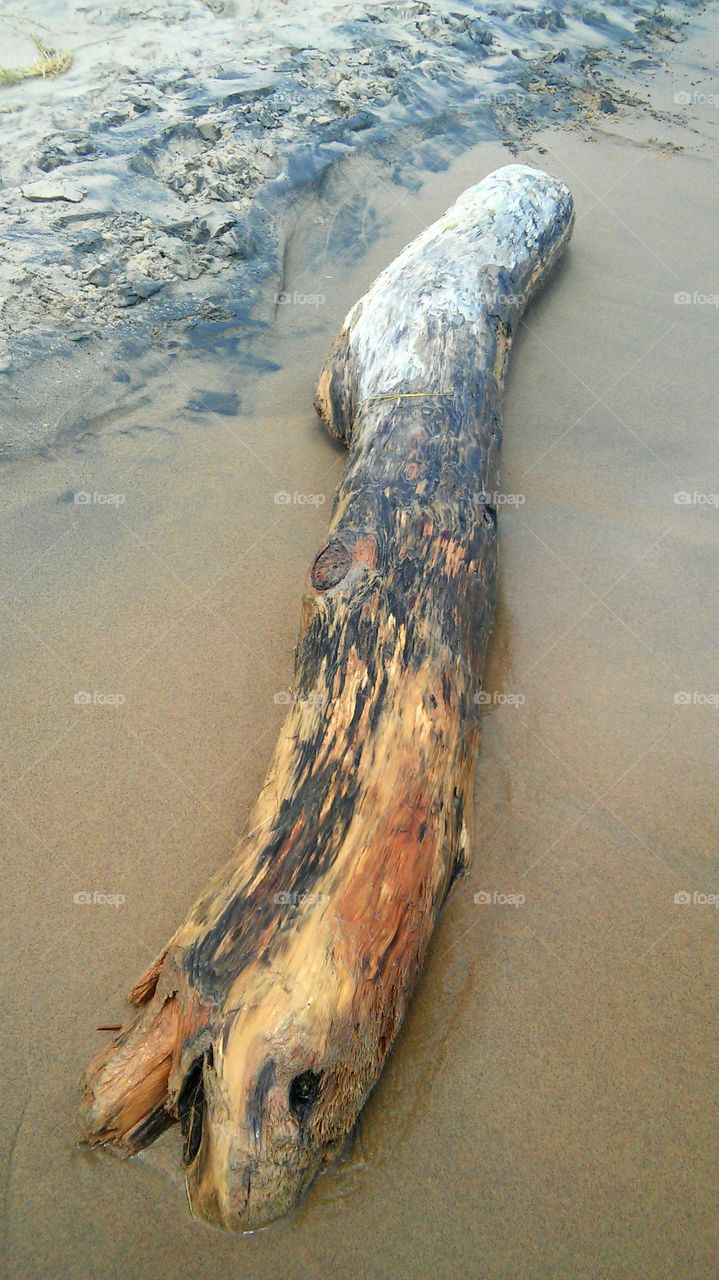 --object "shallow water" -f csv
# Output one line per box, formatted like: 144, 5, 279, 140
2, 10, 719, 1278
